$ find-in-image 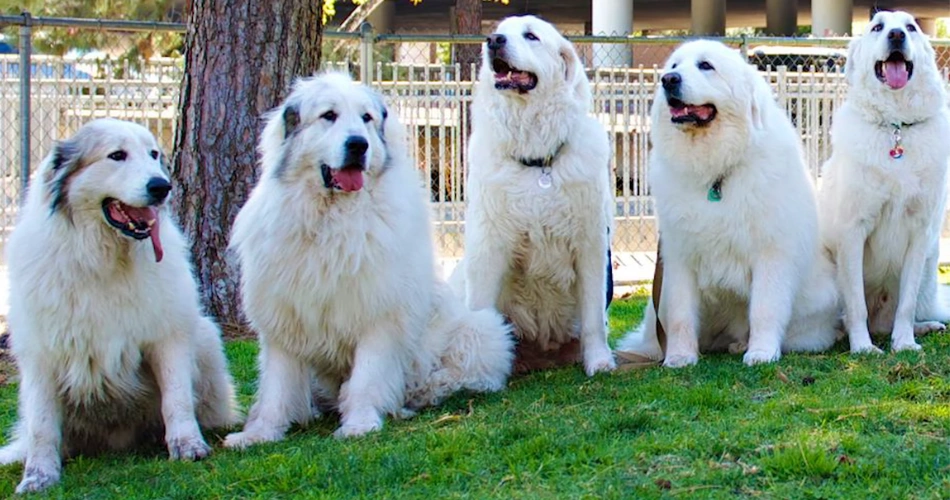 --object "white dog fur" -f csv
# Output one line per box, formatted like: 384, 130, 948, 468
0, 118, 239, 494
617, 40, 839, 367
451, 15, 616, 376
818, 10, 950, 354
224, 73, 513, 445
